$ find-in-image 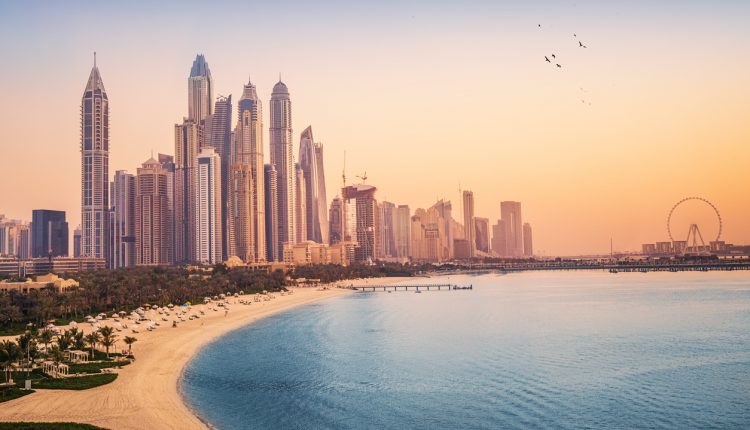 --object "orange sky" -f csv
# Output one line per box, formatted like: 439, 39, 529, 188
1, 1, 748, 256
